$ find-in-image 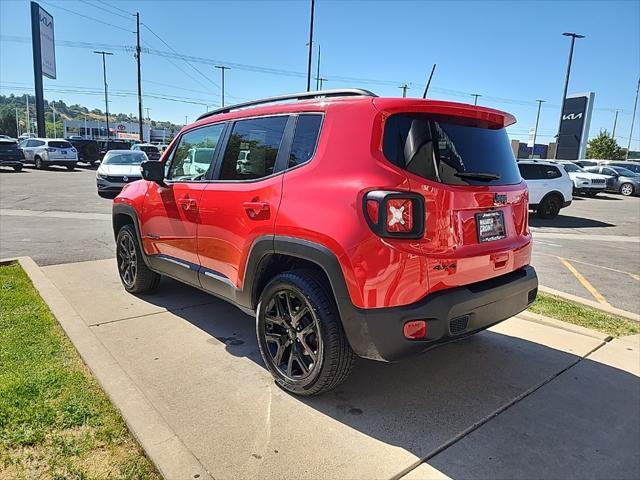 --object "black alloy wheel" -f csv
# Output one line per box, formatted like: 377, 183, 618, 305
117, 229, 138, 288
538, 195, 561, 219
